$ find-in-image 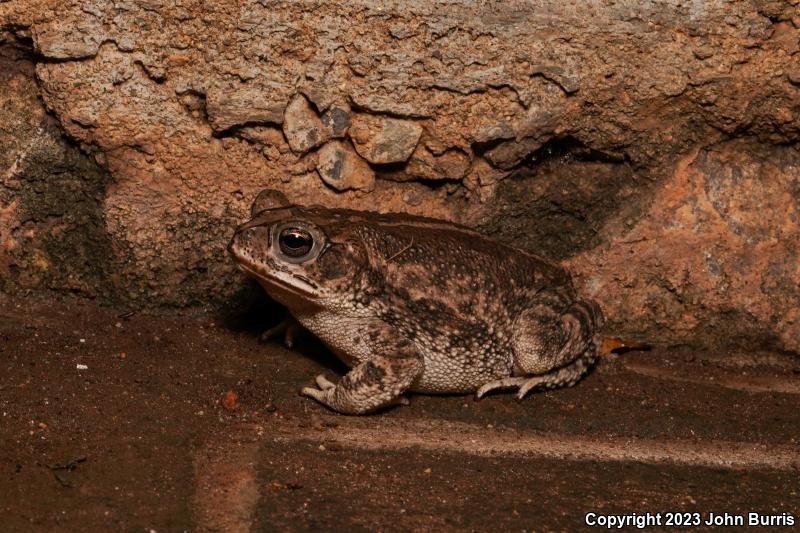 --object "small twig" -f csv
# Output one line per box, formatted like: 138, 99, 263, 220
386, 237, 414, 262
53, 473, 73, 488
621, 237, 648, 244
46, 455, 87, 471
42, 456, 86, 489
